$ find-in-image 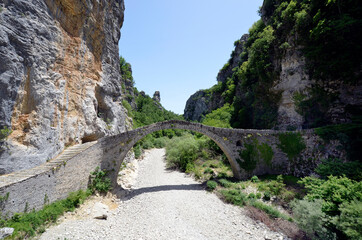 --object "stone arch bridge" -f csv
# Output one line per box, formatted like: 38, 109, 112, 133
0, 120, 336, 216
